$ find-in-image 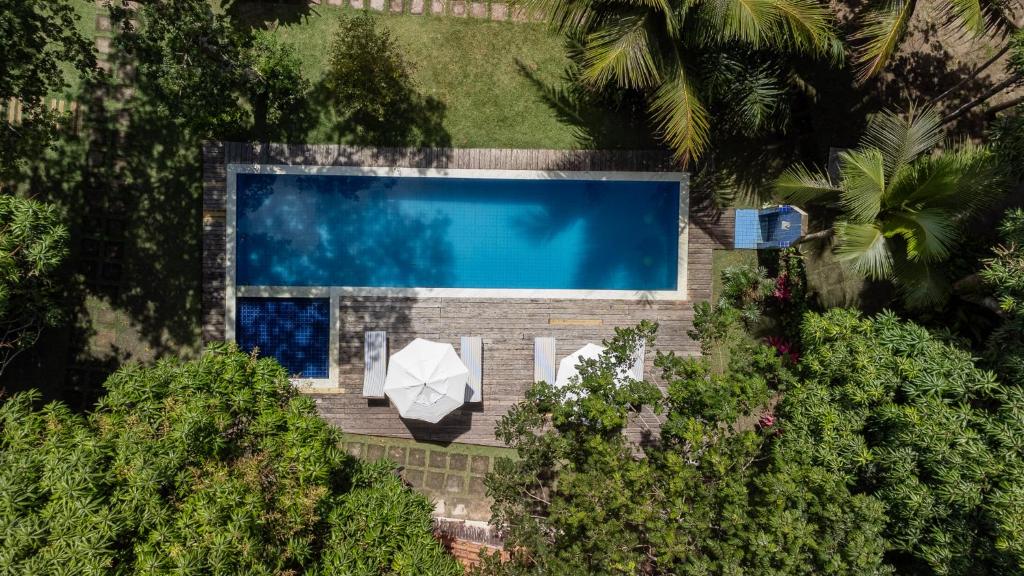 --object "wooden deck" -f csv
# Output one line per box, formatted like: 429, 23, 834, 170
202, 142, 734, 446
